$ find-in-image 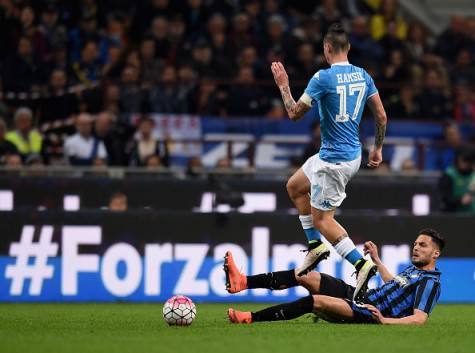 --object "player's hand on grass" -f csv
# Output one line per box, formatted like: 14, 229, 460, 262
363, 241, 382, 265
271, 62, 289, 88
364, 304, 386, 324
367, 148, 383, 168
